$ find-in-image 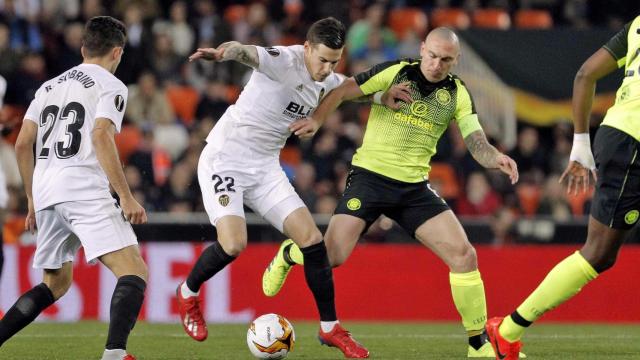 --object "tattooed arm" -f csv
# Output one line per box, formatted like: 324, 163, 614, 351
188, 41, 259, 68
464, 129, 519, 184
